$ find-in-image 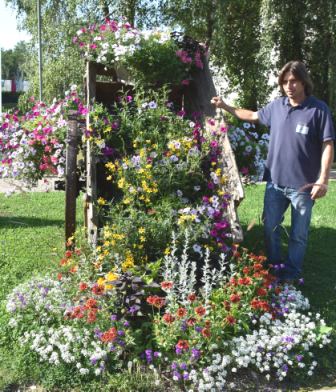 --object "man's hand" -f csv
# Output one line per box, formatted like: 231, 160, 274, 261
310, 182, 328, 200
210, 97, 258, 122
211, 96, 226, 109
